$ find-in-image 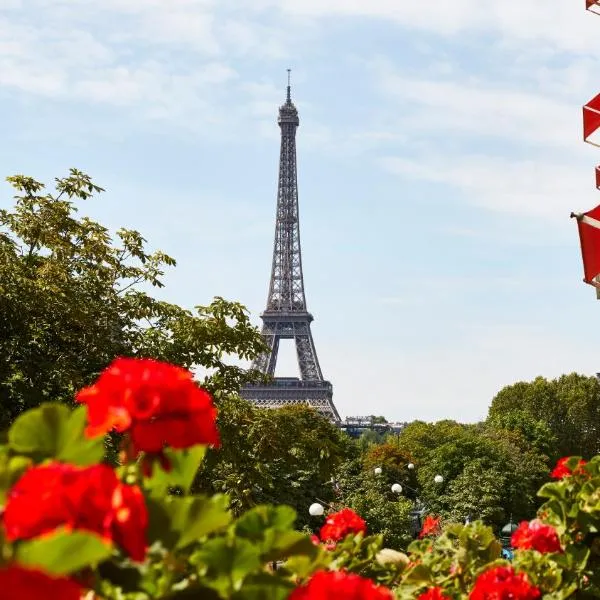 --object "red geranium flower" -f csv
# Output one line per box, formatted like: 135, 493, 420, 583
289, 570, 393, 600
76, 358, 219, 469
511, 519, 562, 554
3, 462, 147, 561
418, 587, 452, 600
470, 566, 540, 600
419, 515, 441, 538
550, 457, 586, 479
0, 565, 82, 600
319, 508, 367, 543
